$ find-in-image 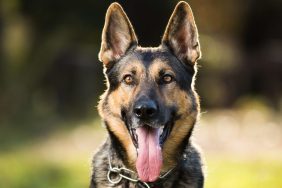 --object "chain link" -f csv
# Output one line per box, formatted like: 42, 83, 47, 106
107, 155, 176, 188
